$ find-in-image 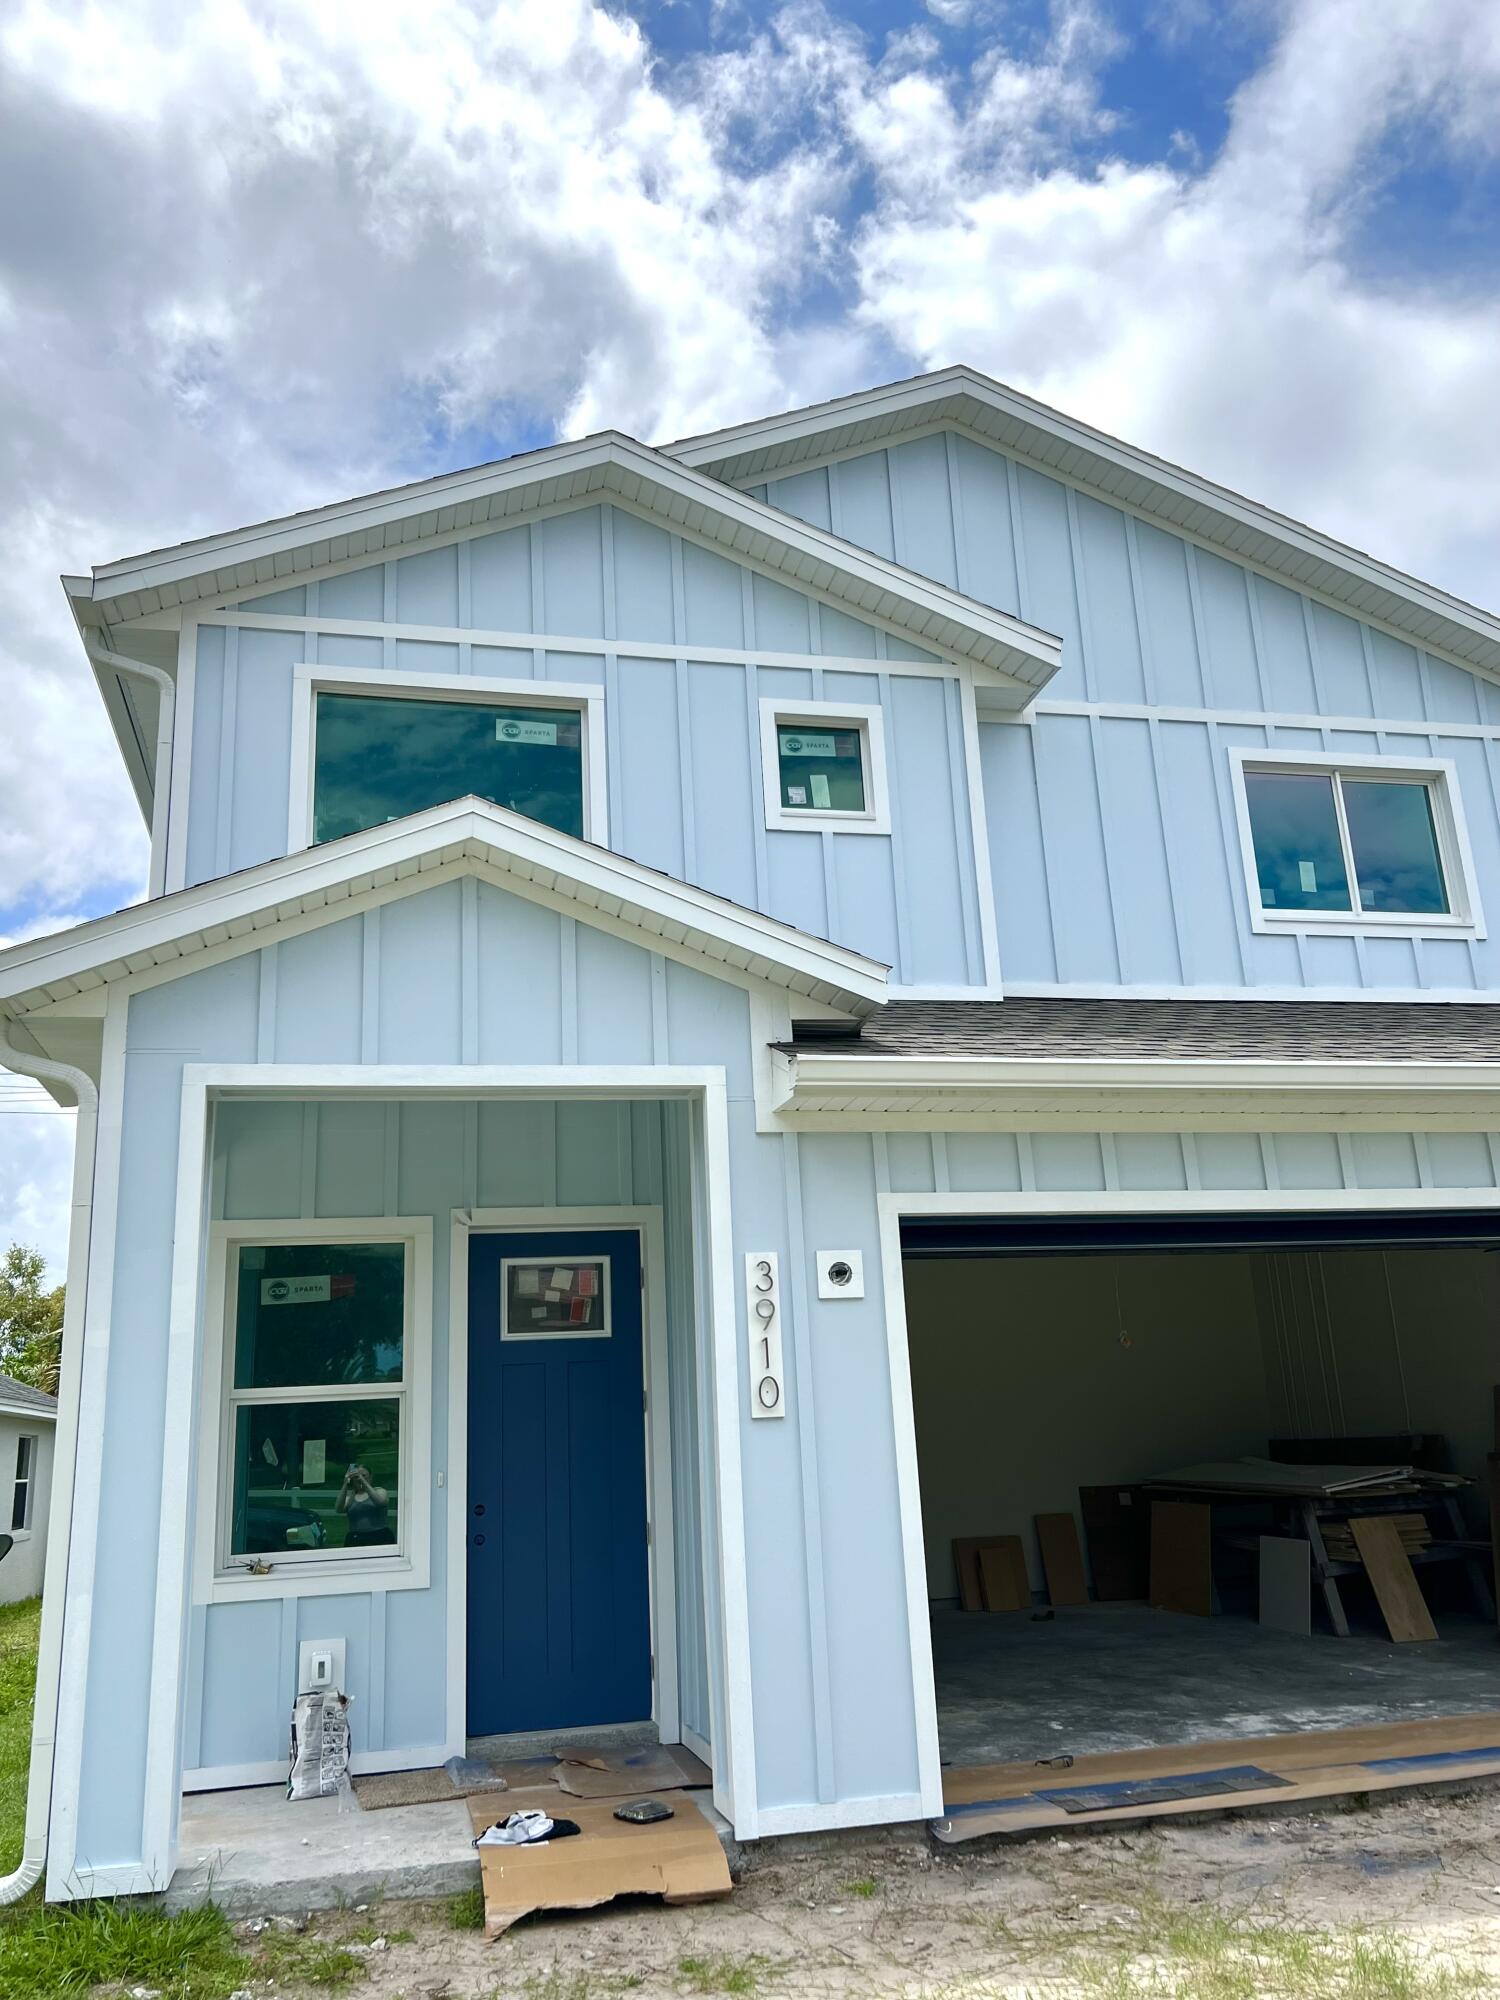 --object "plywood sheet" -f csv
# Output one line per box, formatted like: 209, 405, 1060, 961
1035, 1513, 1088, 1607
1258, 1535, 1311, 1637
952, 1537, 987, 1613
1349, 1516, 1438, 1642
551, 1743, 712, 1800
979, 1537, 1030, 1612
1079, 1485, 1148, 1601
468, 1793, 731, 1937
1150, 1500, 1212, 1617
